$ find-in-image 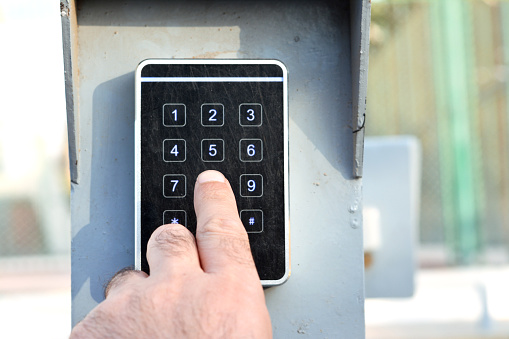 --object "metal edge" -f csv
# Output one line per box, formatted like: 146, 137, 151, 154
60, 0, 79, 184
350, 0, 371, 179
